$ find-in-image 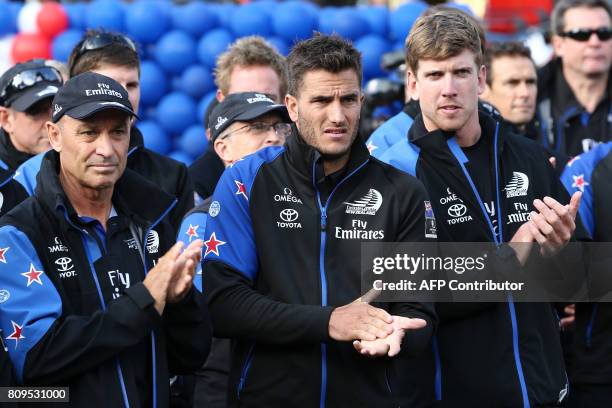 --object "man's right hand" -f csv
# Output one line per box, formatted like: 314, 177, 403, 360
143, 242, 185, 315
328, 299, 394, 342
